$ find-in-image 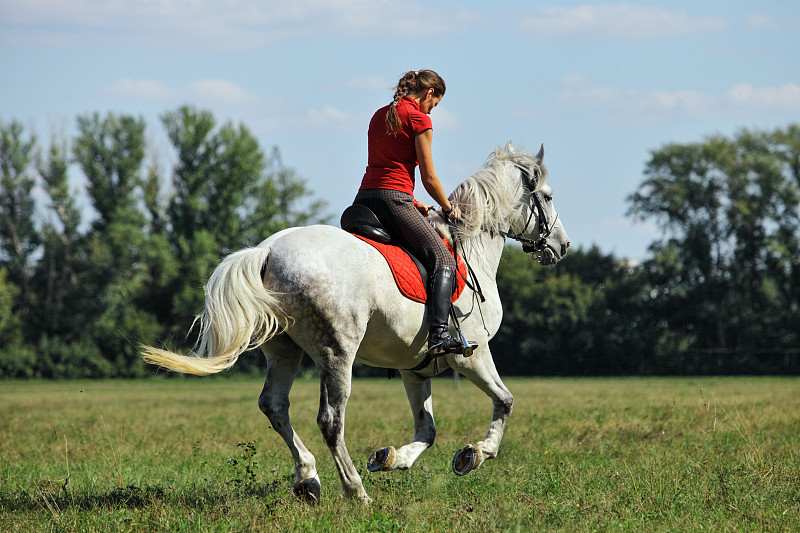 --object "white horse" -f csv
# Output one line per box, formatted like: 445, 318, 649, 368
141, 142, 570, 503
